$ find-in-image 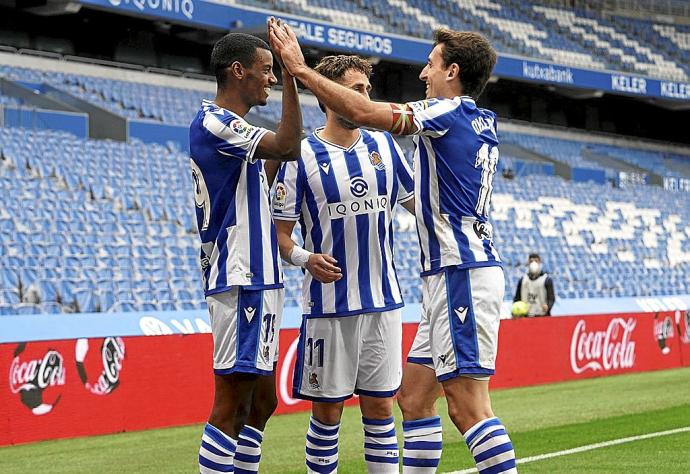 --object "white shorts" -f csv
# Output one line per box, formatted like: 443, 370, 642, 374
206, 286, 284, 376
408, 265, 504, 382
293, 309, 402, 402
